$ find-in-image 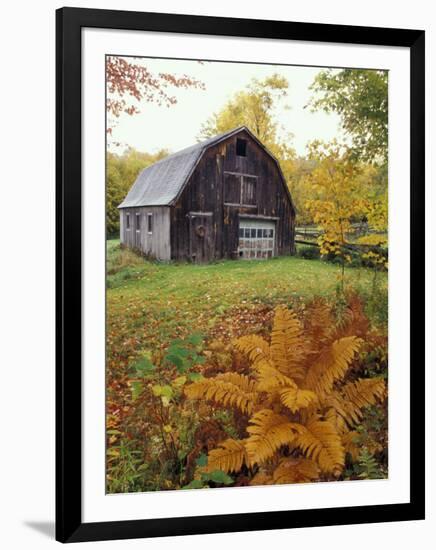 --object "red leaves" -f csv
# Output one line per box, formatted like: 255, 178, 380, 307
106, 56, 205, 121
